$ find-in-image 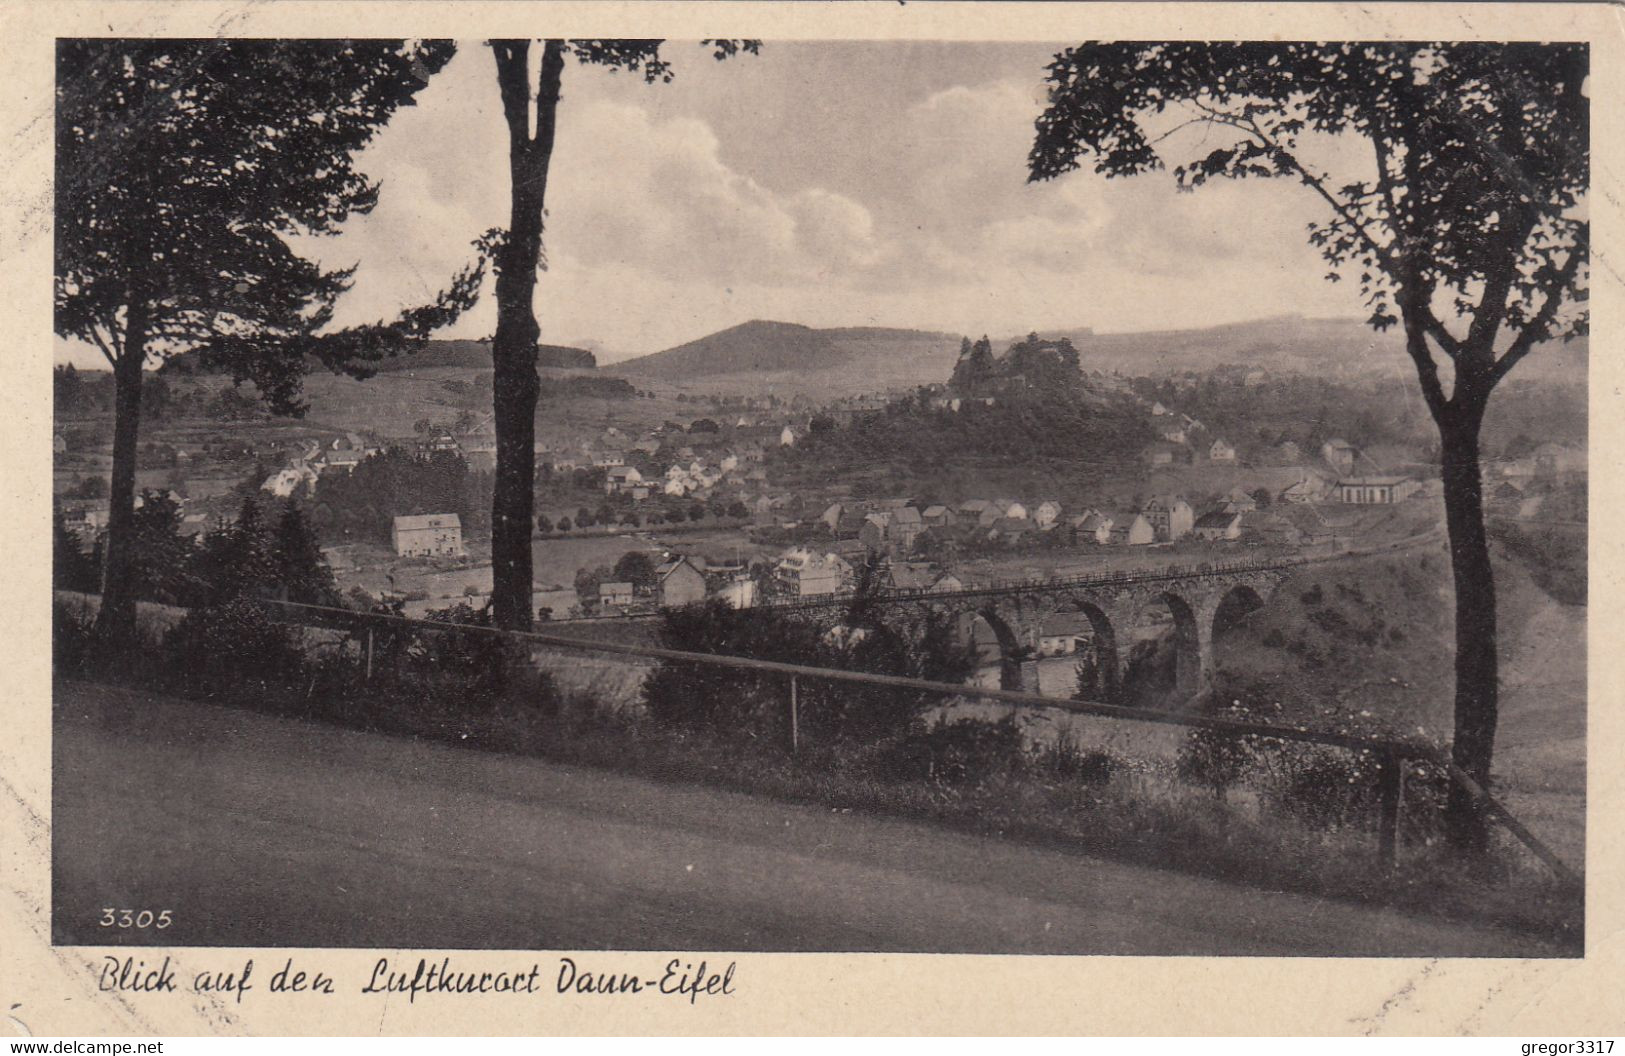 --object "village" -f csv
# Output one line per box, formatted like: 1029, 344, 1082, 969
55, 364, 1583, 636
